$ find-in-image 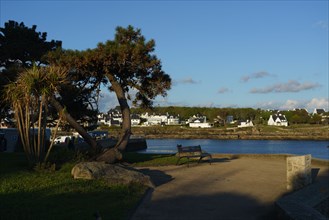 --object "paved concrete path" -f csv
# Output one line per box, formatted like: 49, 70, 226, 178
130, 156, 329, 220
